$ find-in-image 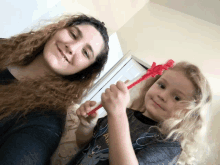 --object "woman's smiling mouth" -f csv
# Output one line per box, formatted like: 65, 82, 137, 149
57, 44, 70, 63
